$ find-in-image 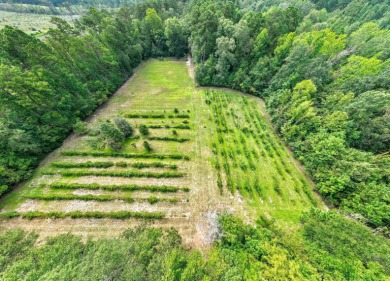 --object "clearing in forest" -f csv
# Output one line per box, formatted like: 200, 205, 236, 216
0, 59, 323, 247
